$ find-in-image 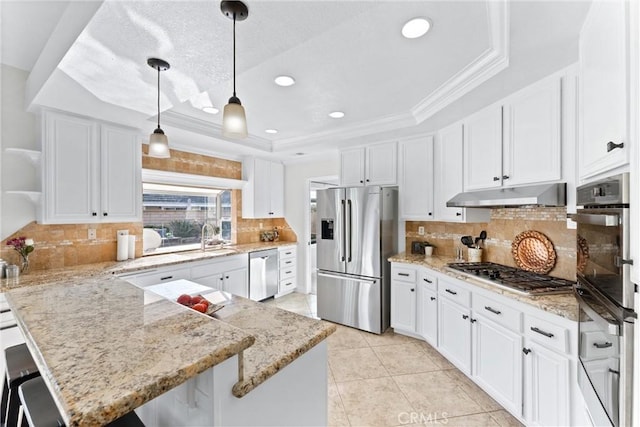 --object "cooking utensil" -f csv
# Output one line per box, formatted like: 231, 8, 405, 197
479, 230, 487, 240
461, 236, 474, 248
474, 237, 481, 247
